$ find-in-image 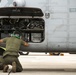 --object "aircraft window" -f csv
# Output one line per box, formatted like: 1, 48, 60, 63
21, 32, 44, 43
31, 33, 42, 42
